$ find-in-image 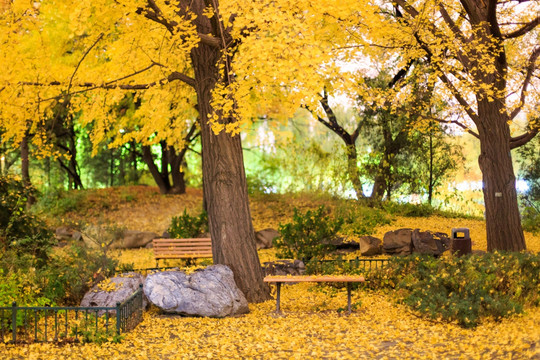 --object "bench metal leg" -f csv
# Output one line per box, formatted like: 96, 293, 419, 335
276, 282, 281, 313
347, 282, 352, 314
